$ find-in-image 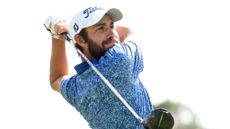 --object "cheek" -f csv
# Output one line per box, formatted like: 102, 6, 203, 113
114, 30, 120, 39
89, 34, 104, 45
